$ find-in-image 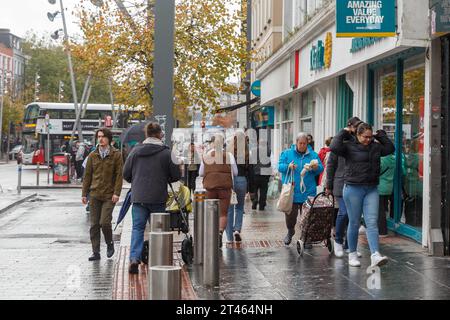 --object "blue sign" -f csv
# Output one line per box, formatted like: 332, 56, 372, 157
251, 80, 261, 97
336, 0, 396, 37
431, 1, 450, 35
251, 107, 274, 128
